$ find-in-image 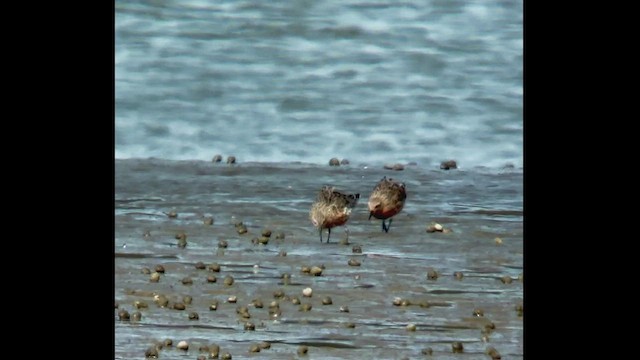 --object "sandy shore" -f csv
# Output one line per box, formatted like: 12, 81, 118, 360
115, 159, 523, 359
